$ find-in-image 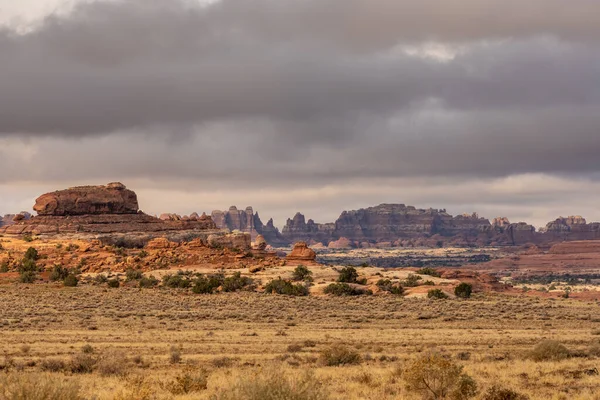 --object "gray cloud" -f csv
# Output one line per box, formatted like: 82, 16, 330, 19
1, 0, 599, 226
